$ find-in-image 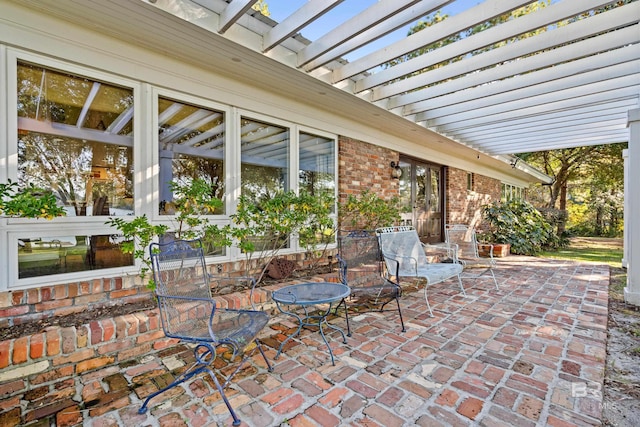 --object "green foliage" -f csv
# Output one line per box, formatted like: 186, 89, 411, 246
105, 215, 169, 283
521, 143, 625, 237
230, 190, 335, 282
338, 190, 401, 232
106, 178, 228, 288
0, 179, 66, 219
482, 199, 557, 255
